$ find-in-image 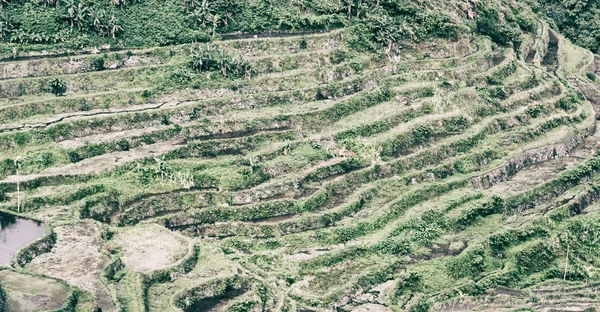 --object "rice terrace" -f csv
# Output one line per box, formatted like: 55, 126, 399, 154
1, 0, 600, 311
